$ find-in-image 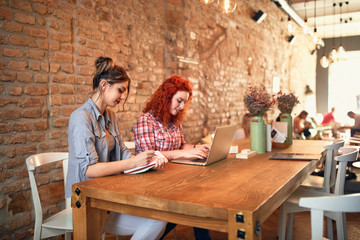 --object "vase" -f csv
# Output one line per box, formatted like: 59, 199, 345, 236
280, 113, 293, 145
250, 115, 265, 154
